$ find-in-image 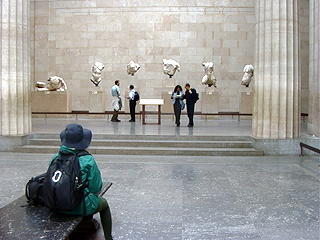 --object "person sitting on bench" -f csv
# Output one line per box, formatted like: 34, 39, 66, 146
56, 123, 113, 240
